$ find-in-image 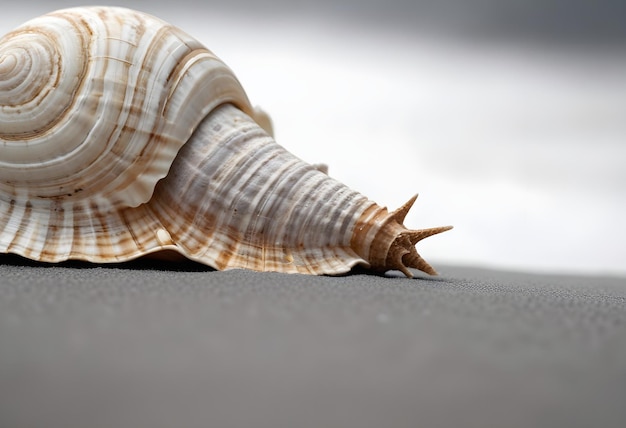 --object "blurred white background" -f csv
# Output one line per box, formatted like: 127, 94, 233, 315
3, 1, 625, 277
